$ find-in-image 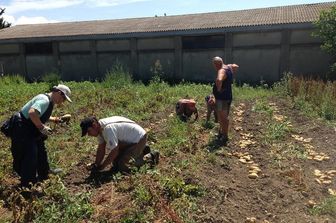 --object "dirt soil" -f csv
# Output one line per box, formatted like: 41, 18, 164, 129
59, 97, 336, 223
